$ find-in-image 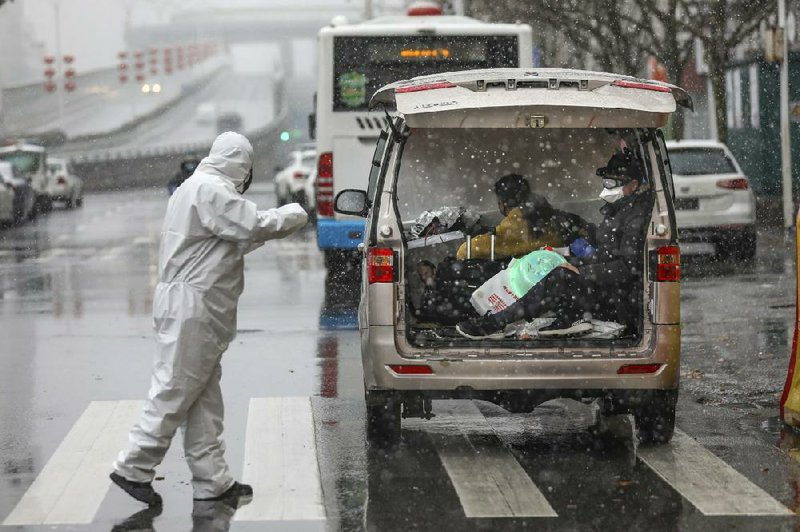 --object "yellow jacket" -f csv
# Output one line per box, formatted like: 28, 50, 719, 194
456, 207, 567, 260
